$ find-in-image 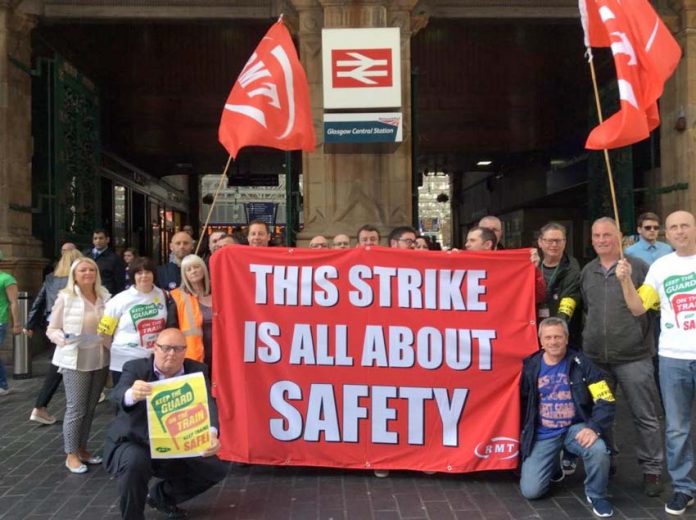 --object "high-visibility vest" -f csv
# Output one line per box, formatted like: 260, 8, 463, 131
170, 288, 205, 362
